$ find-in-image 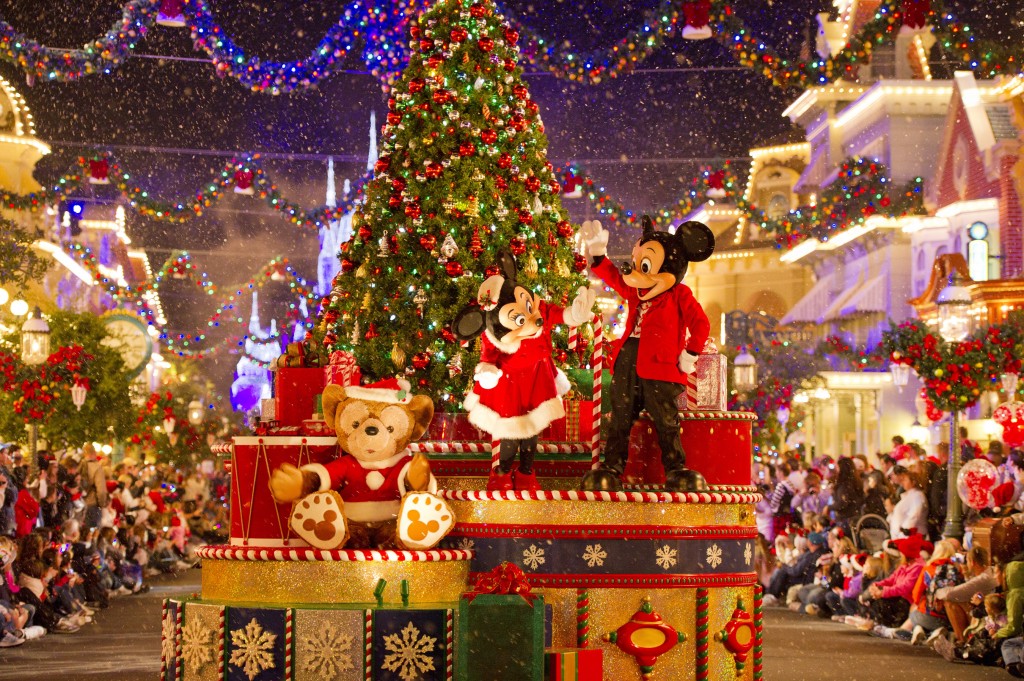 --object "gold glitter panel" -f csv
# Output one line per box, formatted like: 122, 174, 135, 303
448, 498, 753, 529
293, 608, 365, 681
202, 558, 469, 605
180, 602, 222, 681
